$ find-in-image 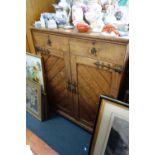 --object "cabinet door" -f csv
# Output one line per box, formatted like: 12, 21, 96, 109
33, 31, 73, 116
36, 50, 73, 116
71, 55, 123, 131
